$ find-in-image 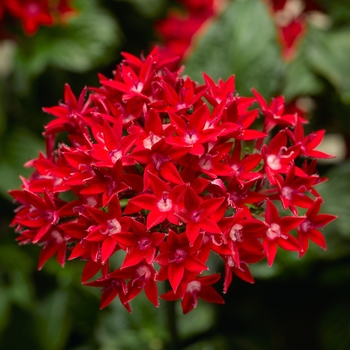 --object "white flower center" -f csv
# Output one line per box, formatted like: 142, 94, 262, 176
198, 156, 212, 171
143, 134, 161, 149
157, 197, 173, 212
267, 154, 281, 170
